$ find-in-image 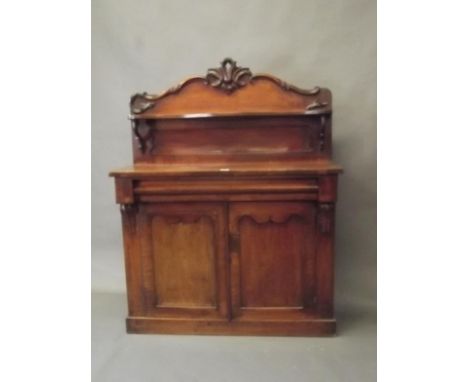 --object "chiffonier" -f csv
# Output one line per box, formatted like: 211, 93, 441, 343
110, 58, 343, 336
